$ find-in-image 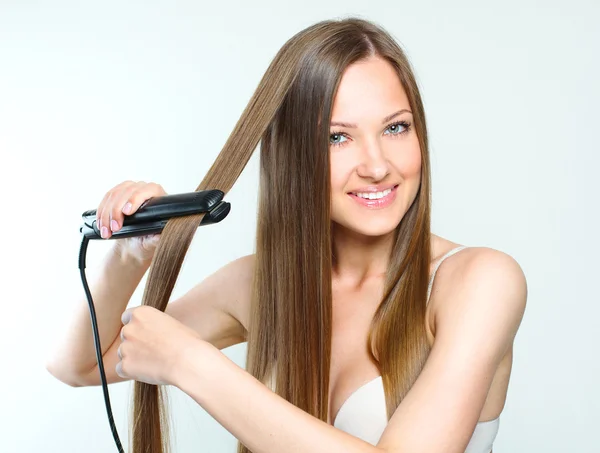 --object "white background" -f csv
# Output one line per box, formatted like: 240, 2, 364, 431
0, 0, 598, 452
